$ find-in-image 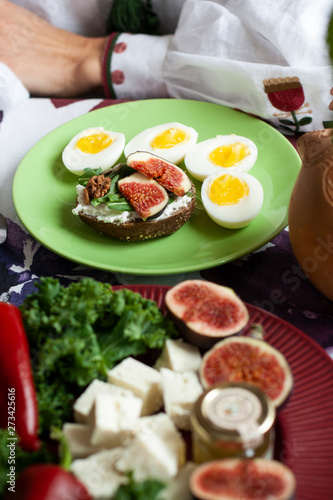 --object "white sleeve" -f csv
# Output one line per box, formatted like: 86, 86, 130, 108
0, 63, 29, 114
106, 0, 333, 132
